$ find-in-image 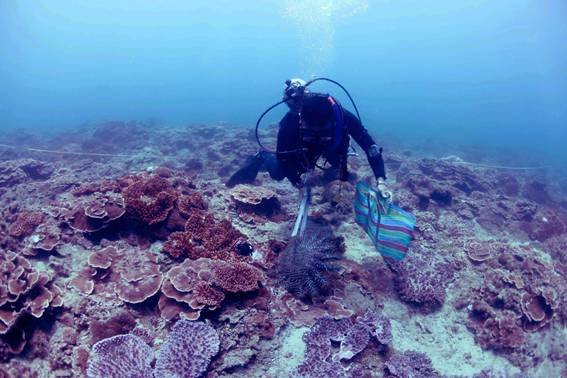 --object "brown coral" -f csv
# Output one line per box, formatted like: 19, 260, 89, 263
24, 222, 61, 256
162, 209, 247, 262
177, 192, 208, 217
520, 289, 556, 332
229, 184, 281, 217
159, 258, 263, 321
115, 263, 162, 304
0, 251, 62, 352
8, 212, 44, 238
123, 176, 176, 225
66, 195, 125, 233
